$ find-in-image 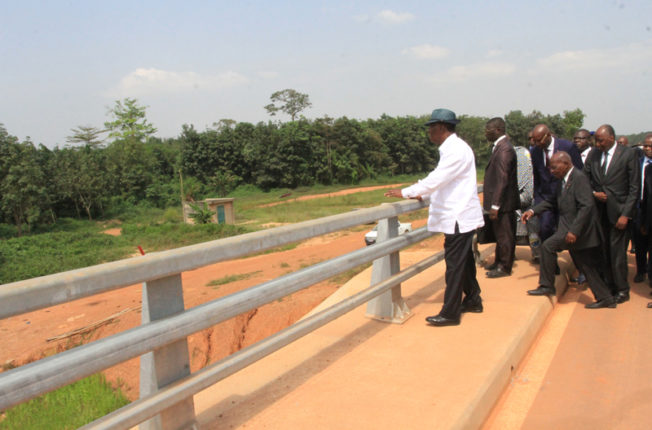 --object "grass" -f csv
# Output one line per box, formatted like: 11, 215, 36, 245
0, 373, 129, 430
0, 218, 247, 284
206, 270, 262, 288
